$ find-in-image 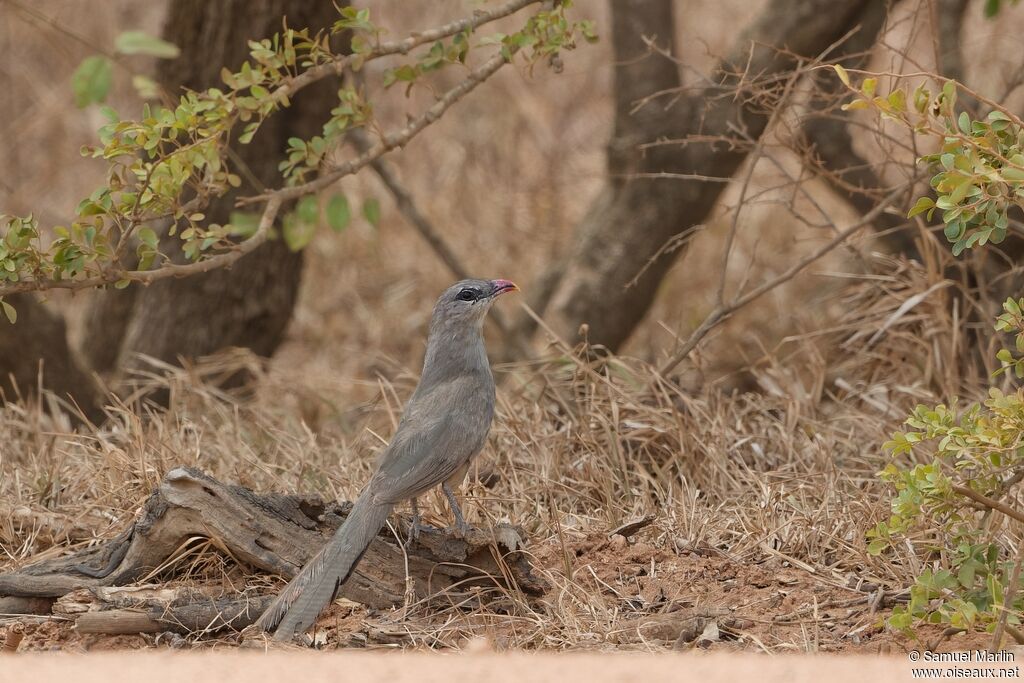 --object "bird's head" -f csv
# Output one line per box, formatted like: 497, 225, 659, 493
431, 278, 519, 330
